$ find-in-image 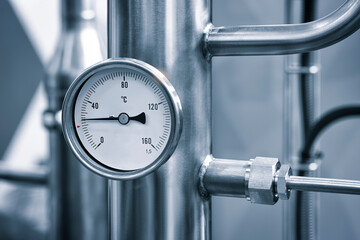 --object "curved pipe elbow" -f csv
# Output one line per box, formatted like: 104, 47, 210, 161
205, 0, 360, 56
